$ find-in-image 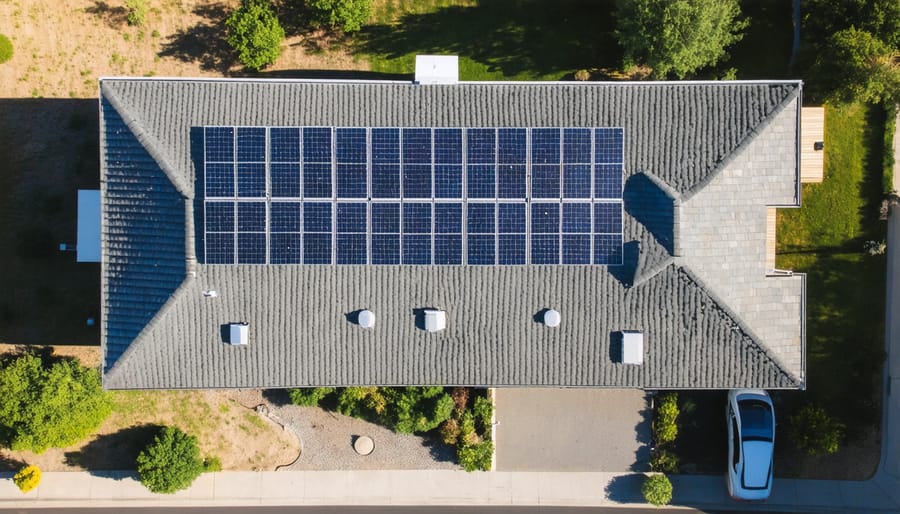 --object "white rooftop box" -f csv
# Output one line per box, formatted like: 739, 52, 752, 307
422, 309, 447, 332
415, 55, 459, 85
229, 322, 249, 345
77, 189, 101, 263
621, 331, 644, 365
